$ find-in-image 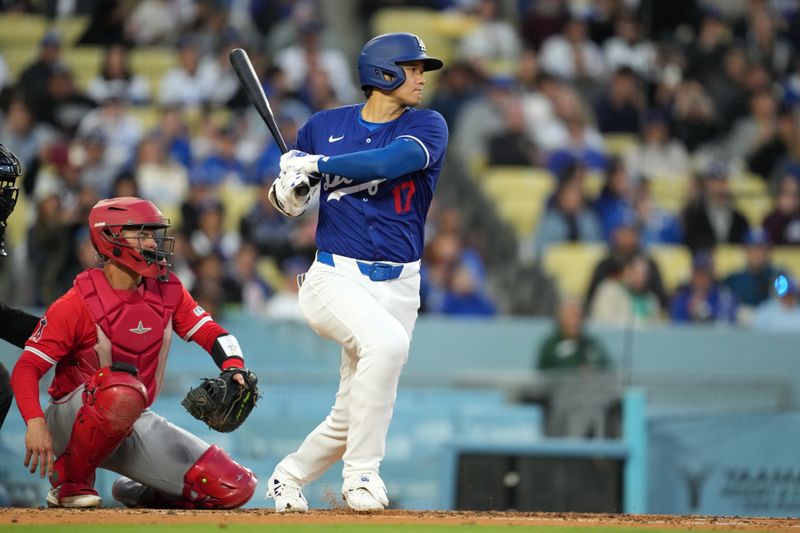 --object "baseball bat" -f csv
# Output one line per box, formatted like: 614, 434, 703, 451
229, 48, 312, 196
